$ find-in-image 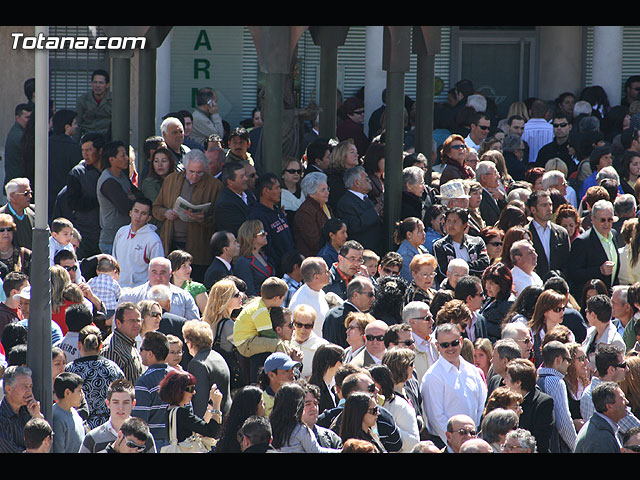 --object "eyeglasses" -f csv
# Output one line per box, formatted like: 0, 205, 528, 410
518, 337, 533, 346
365, 383, 377, 393
62, 265, 78, 272
17, 190, 32, 197
125, 439, 146, 452
344, 256, 363, 264
381, 267, 400, 276
488, 241, 503, 247
501, 443, 525, 452
358, 291, 375, 298
597, 217, 614, 223
552, 305, 566, 313
284, 169, 302, 175
232, 291, 242, 298
623, 444, 640, 452
476, 125, 491, 131
184, 385, 196, 393
0, 227, 14, 233
367, 406, 379, 416
412, 314, 433, 323
450, 144, 467, 150
451, 428, 476, 437
616, 361, 628, 370
553, 122, 569, 128
186, 170, 205, 177
365, 334, 385, 342
574, 355, 587, 362
438, 338, 461, 349
150, 312, 162, 318
256, 230, 267, 236
397, 339, 415, 347
294, 322, 314, 330
353, 109, 365, 115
